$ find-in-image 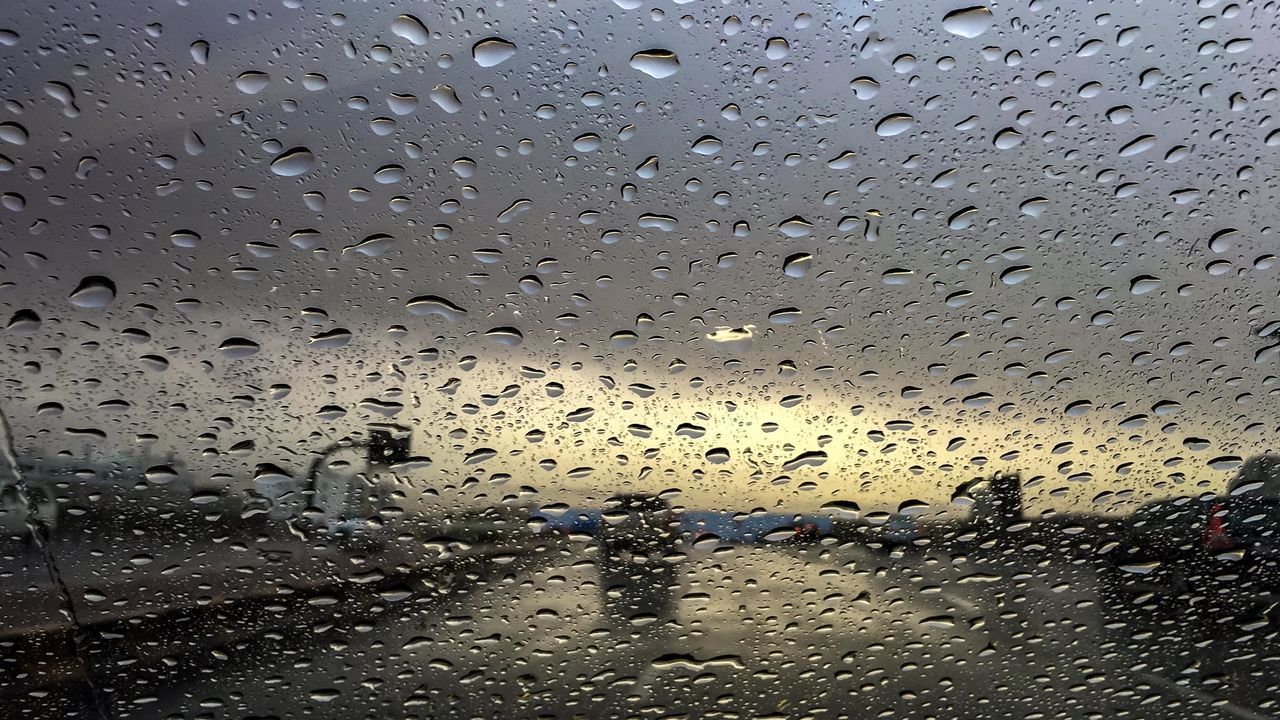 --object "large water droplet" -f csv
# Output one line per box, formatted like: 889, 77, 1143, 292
1020, 197, 1048, 217
452, 157, 477, 177
391, 14, 430, 46
430, 84, 463, 113
406, 295, 466, 321
7, 309, 41, 334
343, 233, 394, 256
309, 328, 353, 348
464, 448, 497, 465
638, 213, 677, 231
44, 82, 79, 117
497, 198, 532, 223
875, 114, 914, 137
942, 6, 993, 38
145, 465, 179, 485
0, 122, 28, 145
674, 423, 706, 439
302, 73, 328, 91
1129, 275, 1162, 295
691, 135, 723, 155
629, 49, 680, 78
234, 70, 270, 94
783, 253, 813, 278
827, 151, 856, 169
190, 39, 209, 64
218, 337, 260, 358
610, 330, 639, 349
882, 268, 915, 285
388, 92, 417, 115
517, 276, 543, 294
948, 207, 978, 230
184, 129, 205, 156
373, 165, 405, 184
821, 501, 861, 520
993, 127, 1024, 149
636, 156, 659, 179
768, 307, 803, 325
850, 77, 880, 100
572, 133, 601, 152
705, 326, 754, 351
778, 216, 813, 238
485, 327, 523, 346
705, 447, 731, 464
782, 450, 828, 471
1118, 134, 1156, 157
69, 276, 116, 308
73, 156, 97, 178
269, 147, 316, 177
472, 37, 516, 67
999, 265, 1034, 285
1208, 228, 1237, 253
170, 229, 201, 248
